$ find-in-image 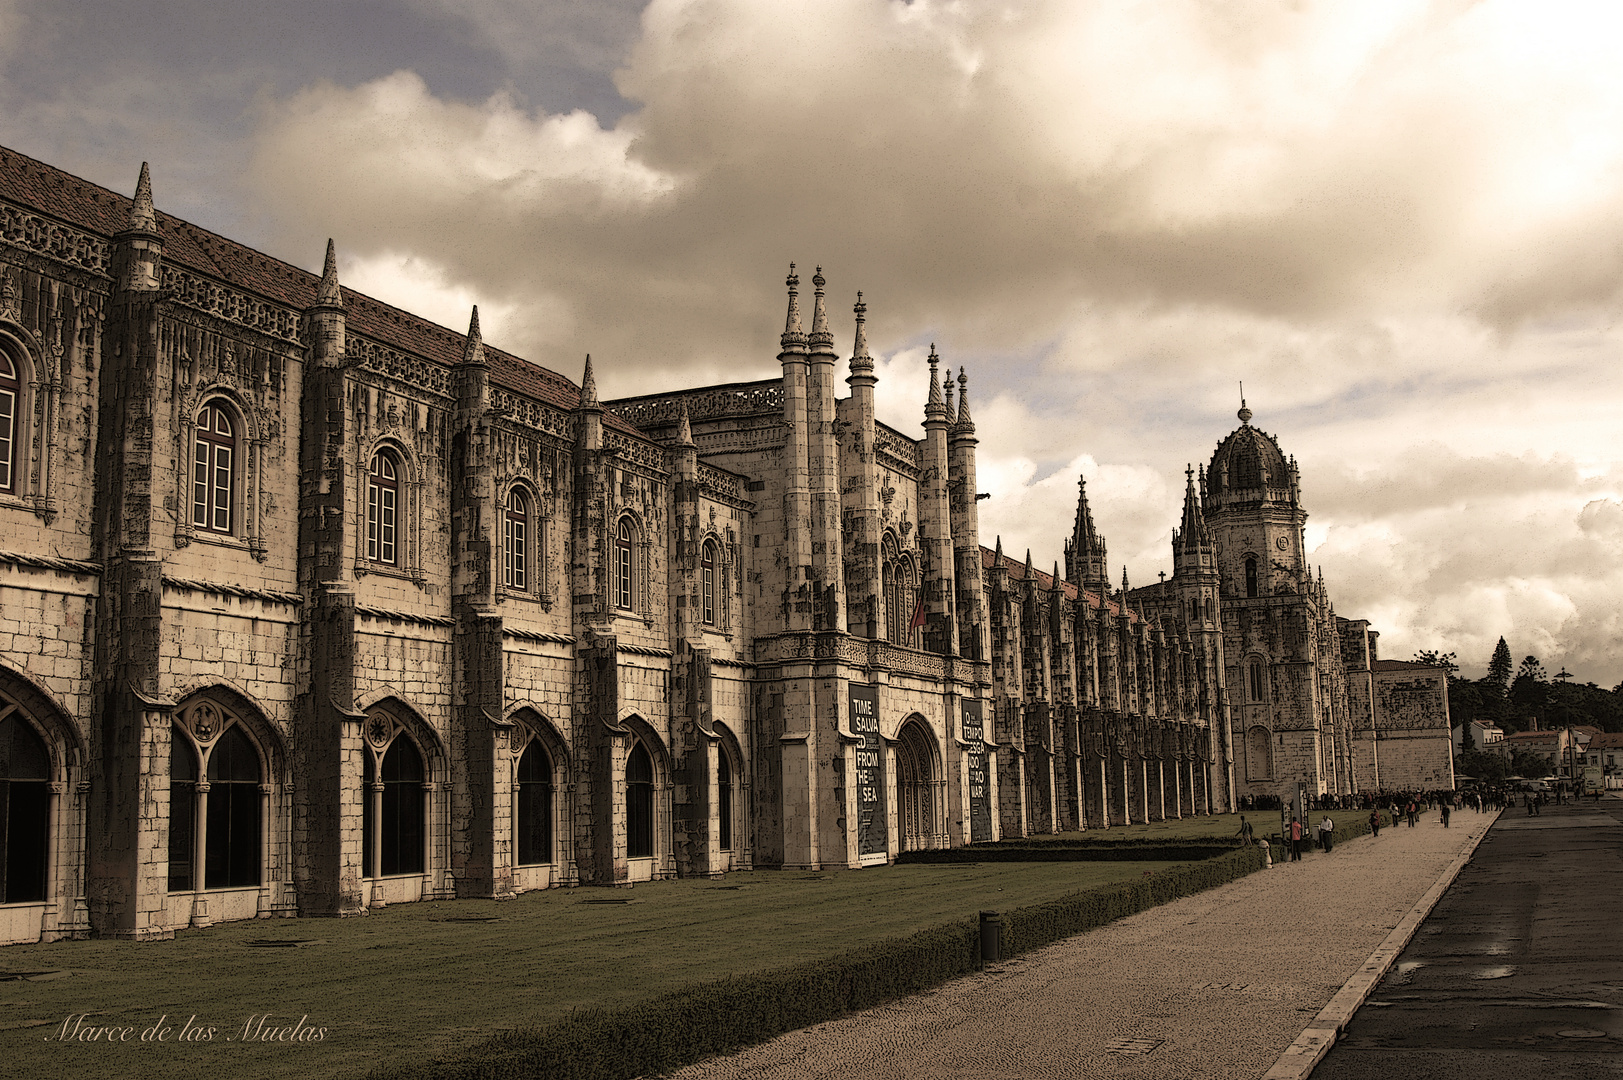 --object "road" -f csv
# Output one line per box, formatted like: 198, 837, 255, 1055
1312, 798, 1623, 1080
